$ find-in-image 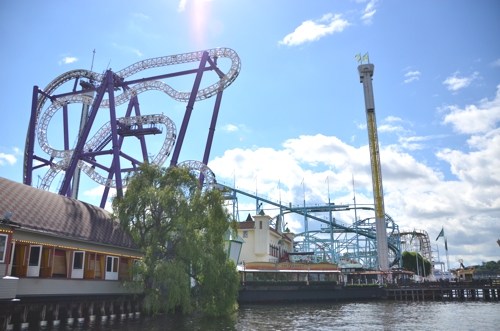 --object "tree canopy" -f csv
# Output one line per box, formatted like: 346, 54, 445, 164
112, 162, 240, 316
473, 260, 500, 276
